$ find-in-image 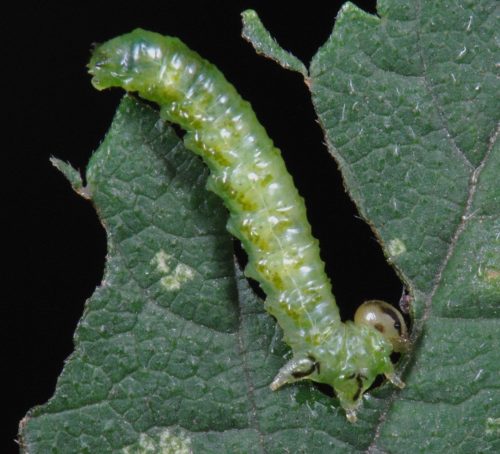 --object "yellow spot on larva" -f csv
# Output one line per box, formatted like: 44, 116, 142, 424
259, 174, 273, 187
214, 179, 258, 211
151, 250, 195, 291
278, 301, 302, 322
254, 263, 285, 290
237, 223, 271, 251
